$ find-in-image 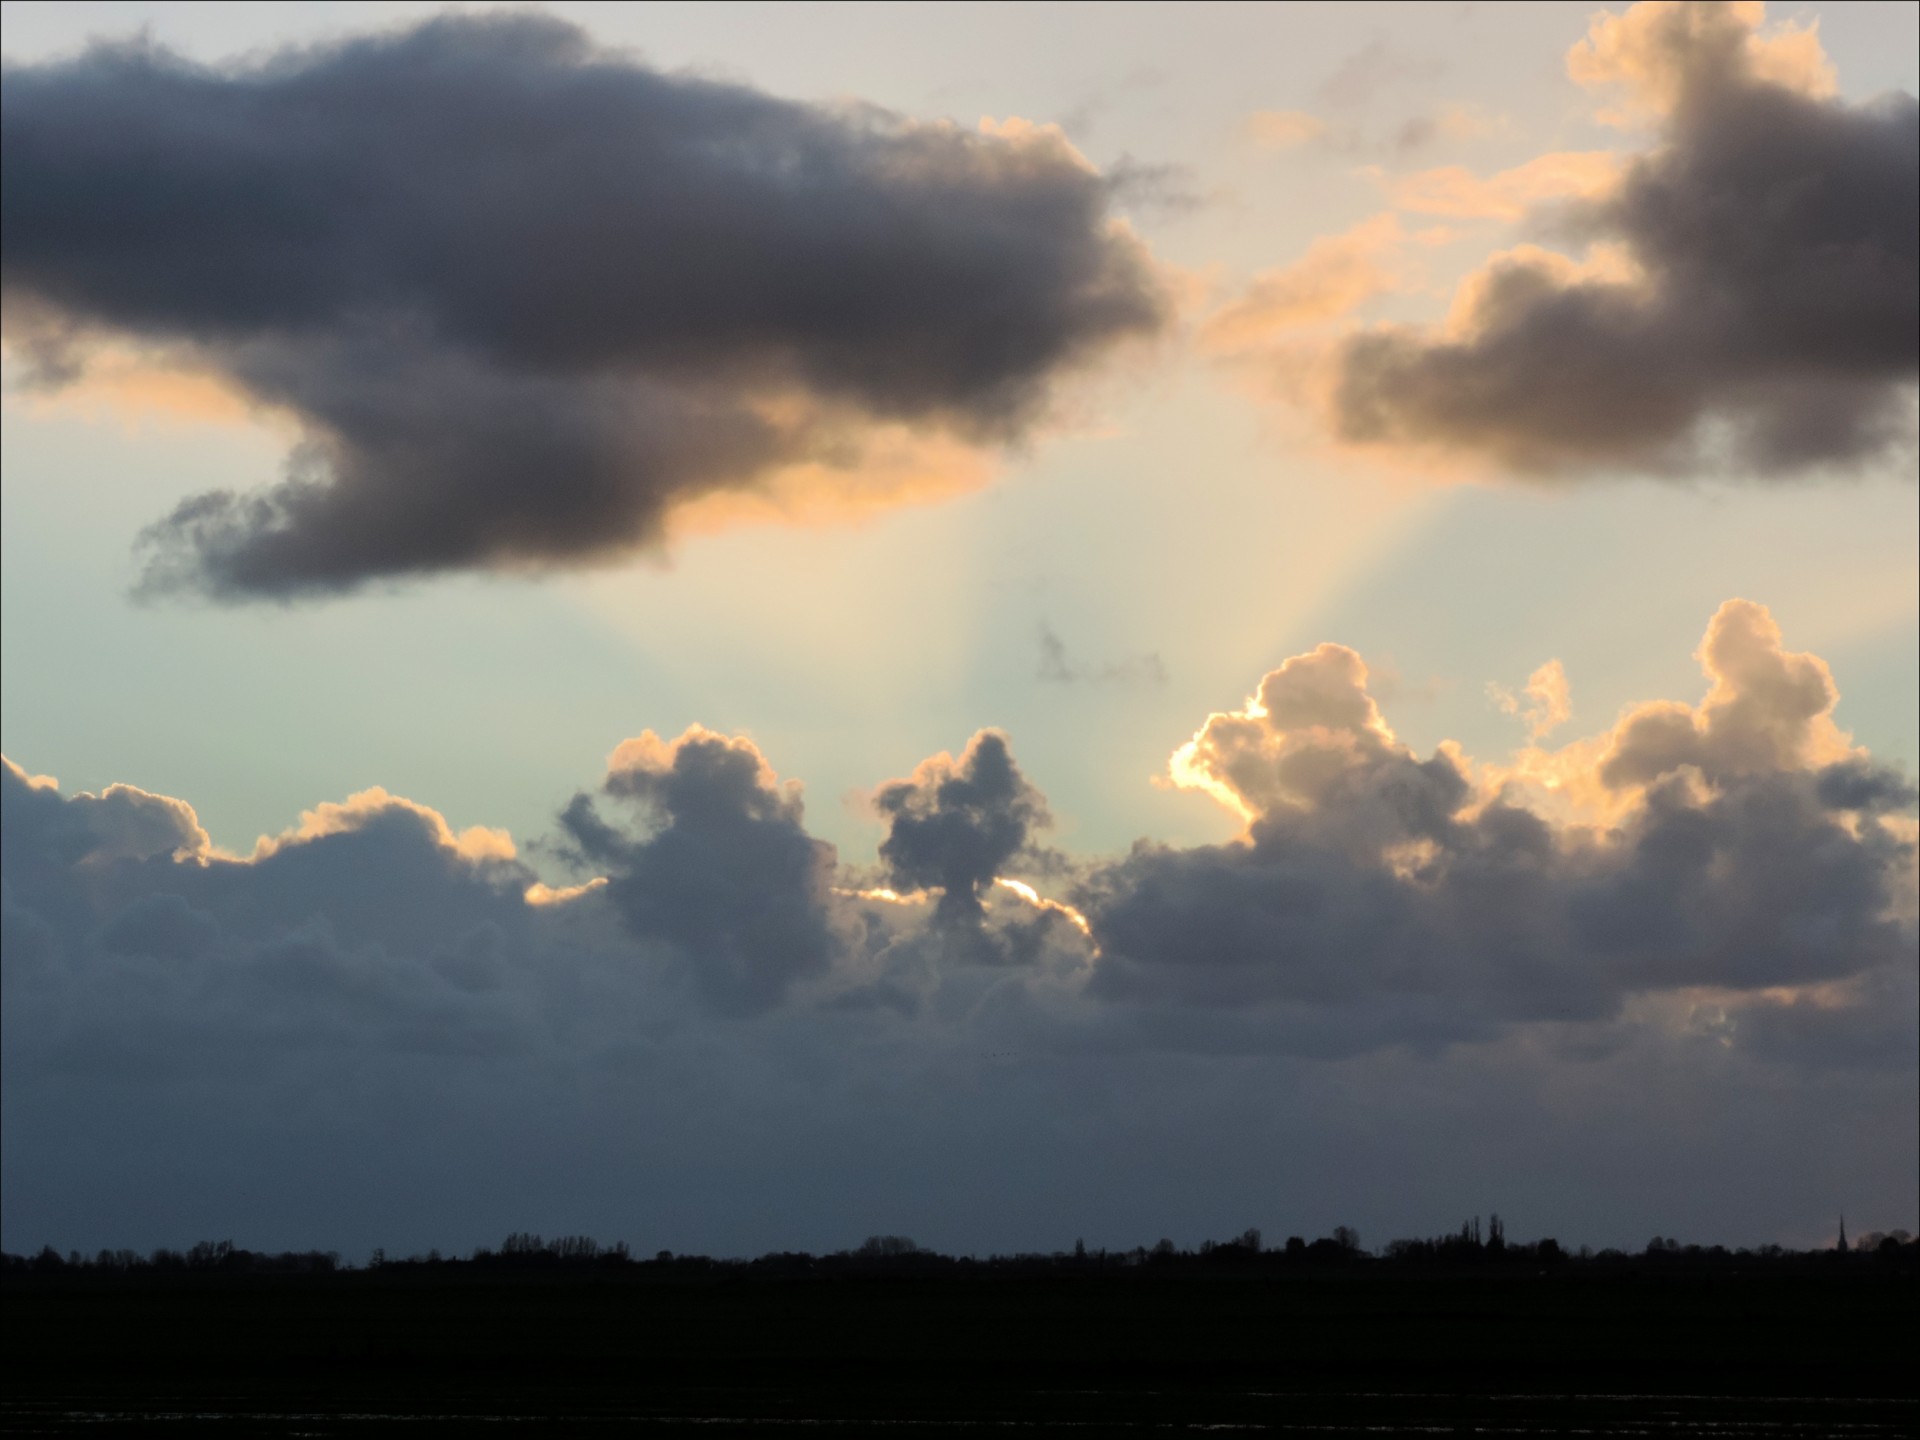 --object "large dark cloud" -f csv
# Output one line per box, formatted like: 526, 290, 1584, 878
1331, 2, 1919, 476
0, 13, 1167, 598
